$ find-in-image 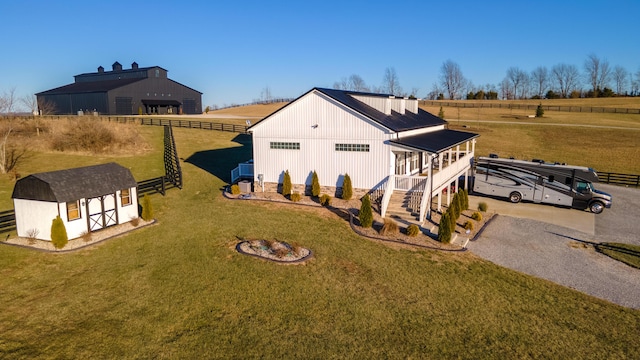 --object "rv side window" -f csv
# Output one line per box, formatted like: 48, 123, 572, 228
548, 175, 554, 182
